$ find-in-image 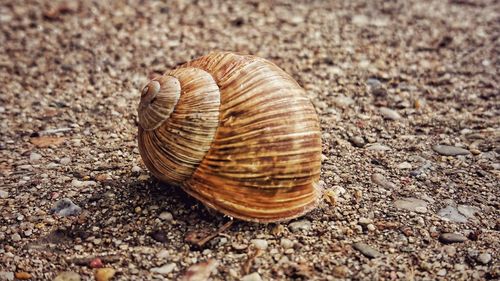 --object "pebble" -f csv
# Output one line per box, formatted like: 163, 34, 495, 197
476, 253, 491, 265
158, 211, 173, 221
241, 272, 263, 281
332, 265, 349, 278
60, 157, 71, 165
439, 233, 467, 244
394, 198, 428, 213
51, 198, 82, 217
157, 249, 169, 259
288, 219, 311, 233
150, 230, 168, 243
29, 152, 42, 163
95, 268, 116, 281
280, 238, 294, 249
432, 145, 470, 156
332, 95, 354, 108
90, 258, 104, 268
0, 189, 8, 199
251, 239, 268, 250
353, 242, 381, 258
443, 245, 456, 256
365, 143, 391, 151
349, 136, 365, 148
358, 217, 372, 227
53, 271, 81, 281
71, 179, 97, 188
11, 233, 21, 242
379, 107, 401, 120
437, 206, 467, 223
151, 263, 176, 274
131, 165, 142, 173
371, 173, 396, 189
14, 272, 31, 280
396, 162, 412, 169
0, 272, 14, 281
436, 269, 447, 276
